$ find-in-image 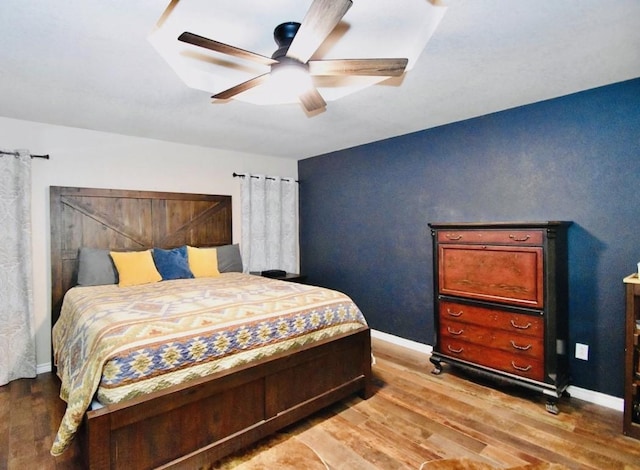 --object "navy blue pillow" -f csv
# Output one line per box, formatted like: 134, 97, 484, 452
152, 246, 194, 280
